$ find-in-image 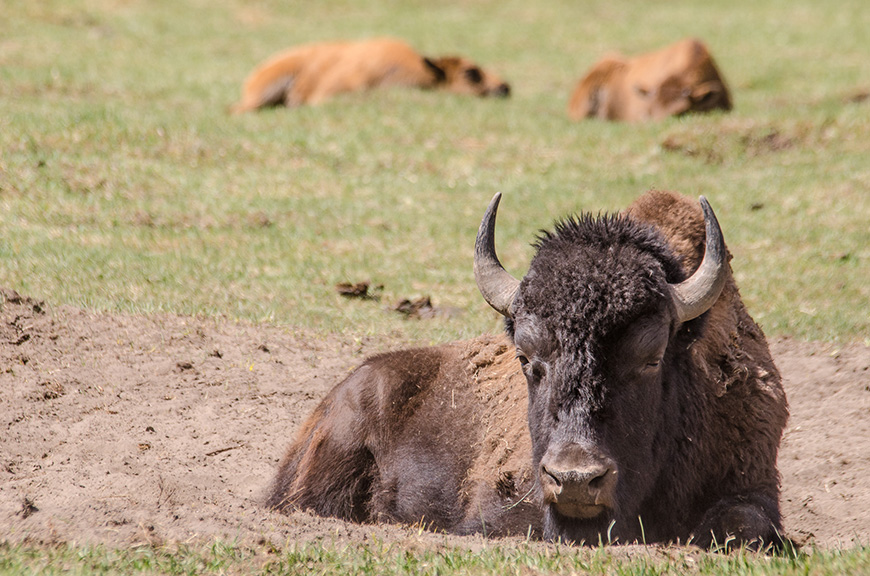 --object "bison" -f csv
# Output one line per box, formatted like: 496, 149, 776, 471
568, 38, 732, 122
267, 190, 788, 550
231, 37, 510, 113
